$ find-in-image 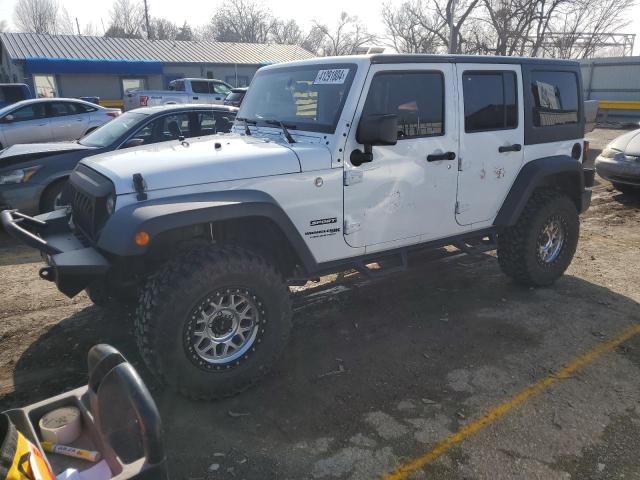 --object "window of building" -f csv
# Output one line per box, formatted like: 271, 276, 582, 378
191, 81, 210, 94
463, 71, 517, 133
122, 78, 146, 93
225, 76, 250, 87
362, 71, 444, 139
531, 71, 579, 127
33, 75, 57, 98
